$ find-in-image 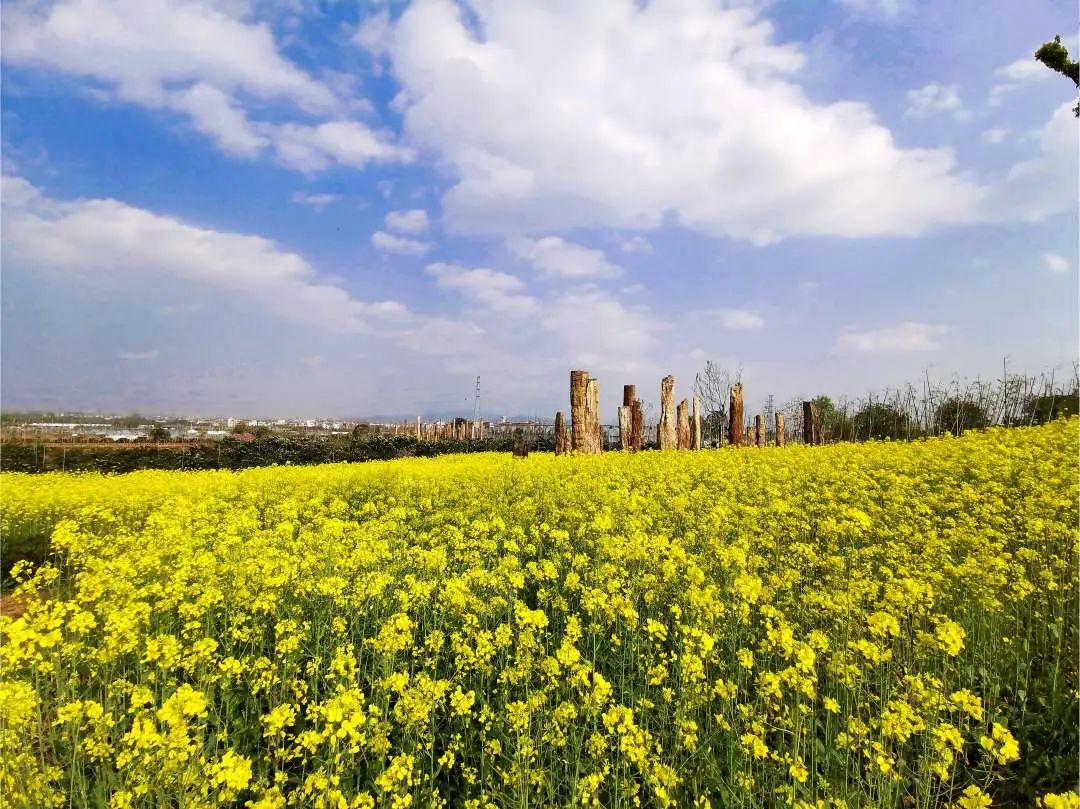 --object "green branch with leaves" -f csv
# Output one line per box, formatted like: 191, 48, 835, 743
1035, 35, 1079, 116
